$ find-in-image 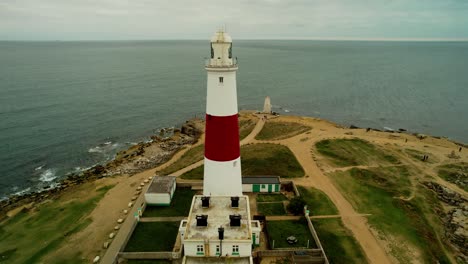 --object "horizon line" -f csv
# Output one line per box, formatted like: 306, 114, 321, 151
1, 37, 468, 42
